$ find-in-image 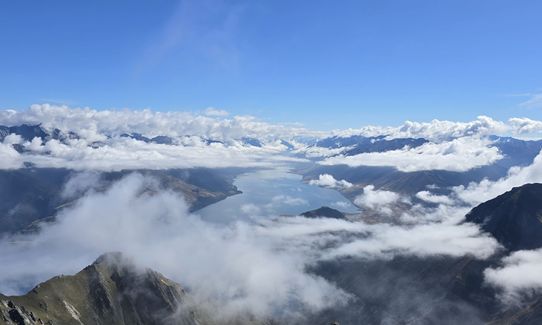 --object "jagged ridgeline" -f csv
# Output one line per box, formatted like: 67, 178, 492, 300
0, 253, 196, 325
